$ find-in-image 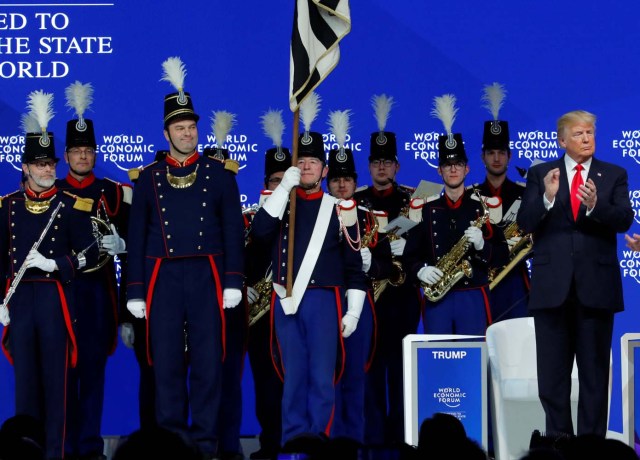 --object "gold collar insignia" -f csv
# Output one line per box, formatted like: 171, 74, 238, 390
166, 164, 199, 189
25, 195, 55, 214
